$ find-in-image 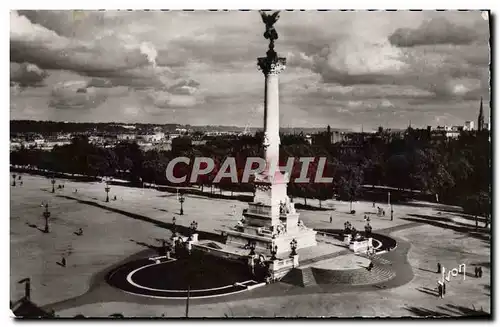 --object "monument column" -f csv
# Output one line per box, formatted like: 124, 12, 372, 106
259, 55, 286, 172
